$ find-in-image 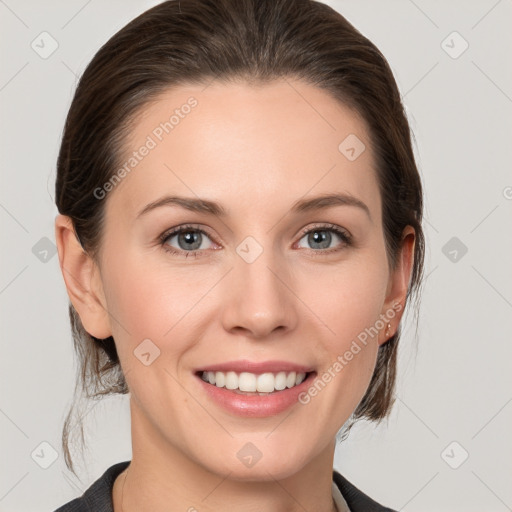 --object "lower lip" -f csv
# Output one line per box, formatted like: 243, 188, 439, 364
195, 372, 317, 418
